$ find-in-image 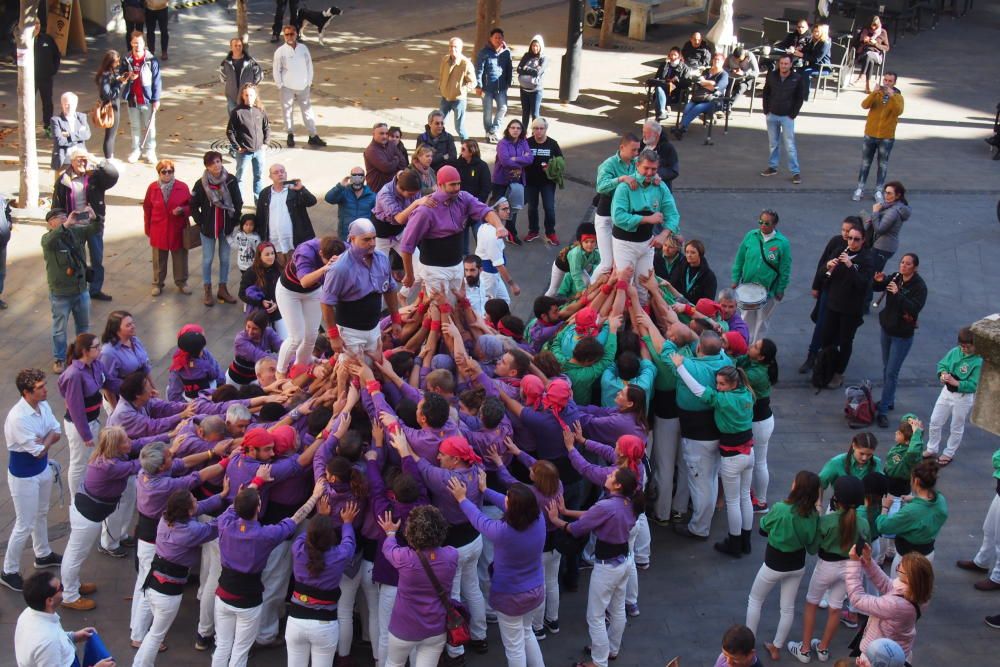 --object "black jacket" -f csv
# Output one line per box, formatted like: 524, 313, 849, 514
821, 247, 875, 316
453, 156, 492, 203
239, 263, 283, 323
681, 42, 712, 69
762, 69, 806, 118
34, 33, 61, 81
190, 175, 243, 239
416, 127, 457, 171
642, 134, 679, 188
52, 160, 119, 220
874, 272, 926, 338
227, 105, 271, 152
98, 70, 125, 105
255, 186, 318, 248
812, 235, 847, 292
670, 257, 717, 304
